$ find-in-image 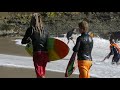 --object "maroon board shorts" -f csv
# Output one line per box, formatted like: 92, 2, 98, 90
33, 51, 49, 78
